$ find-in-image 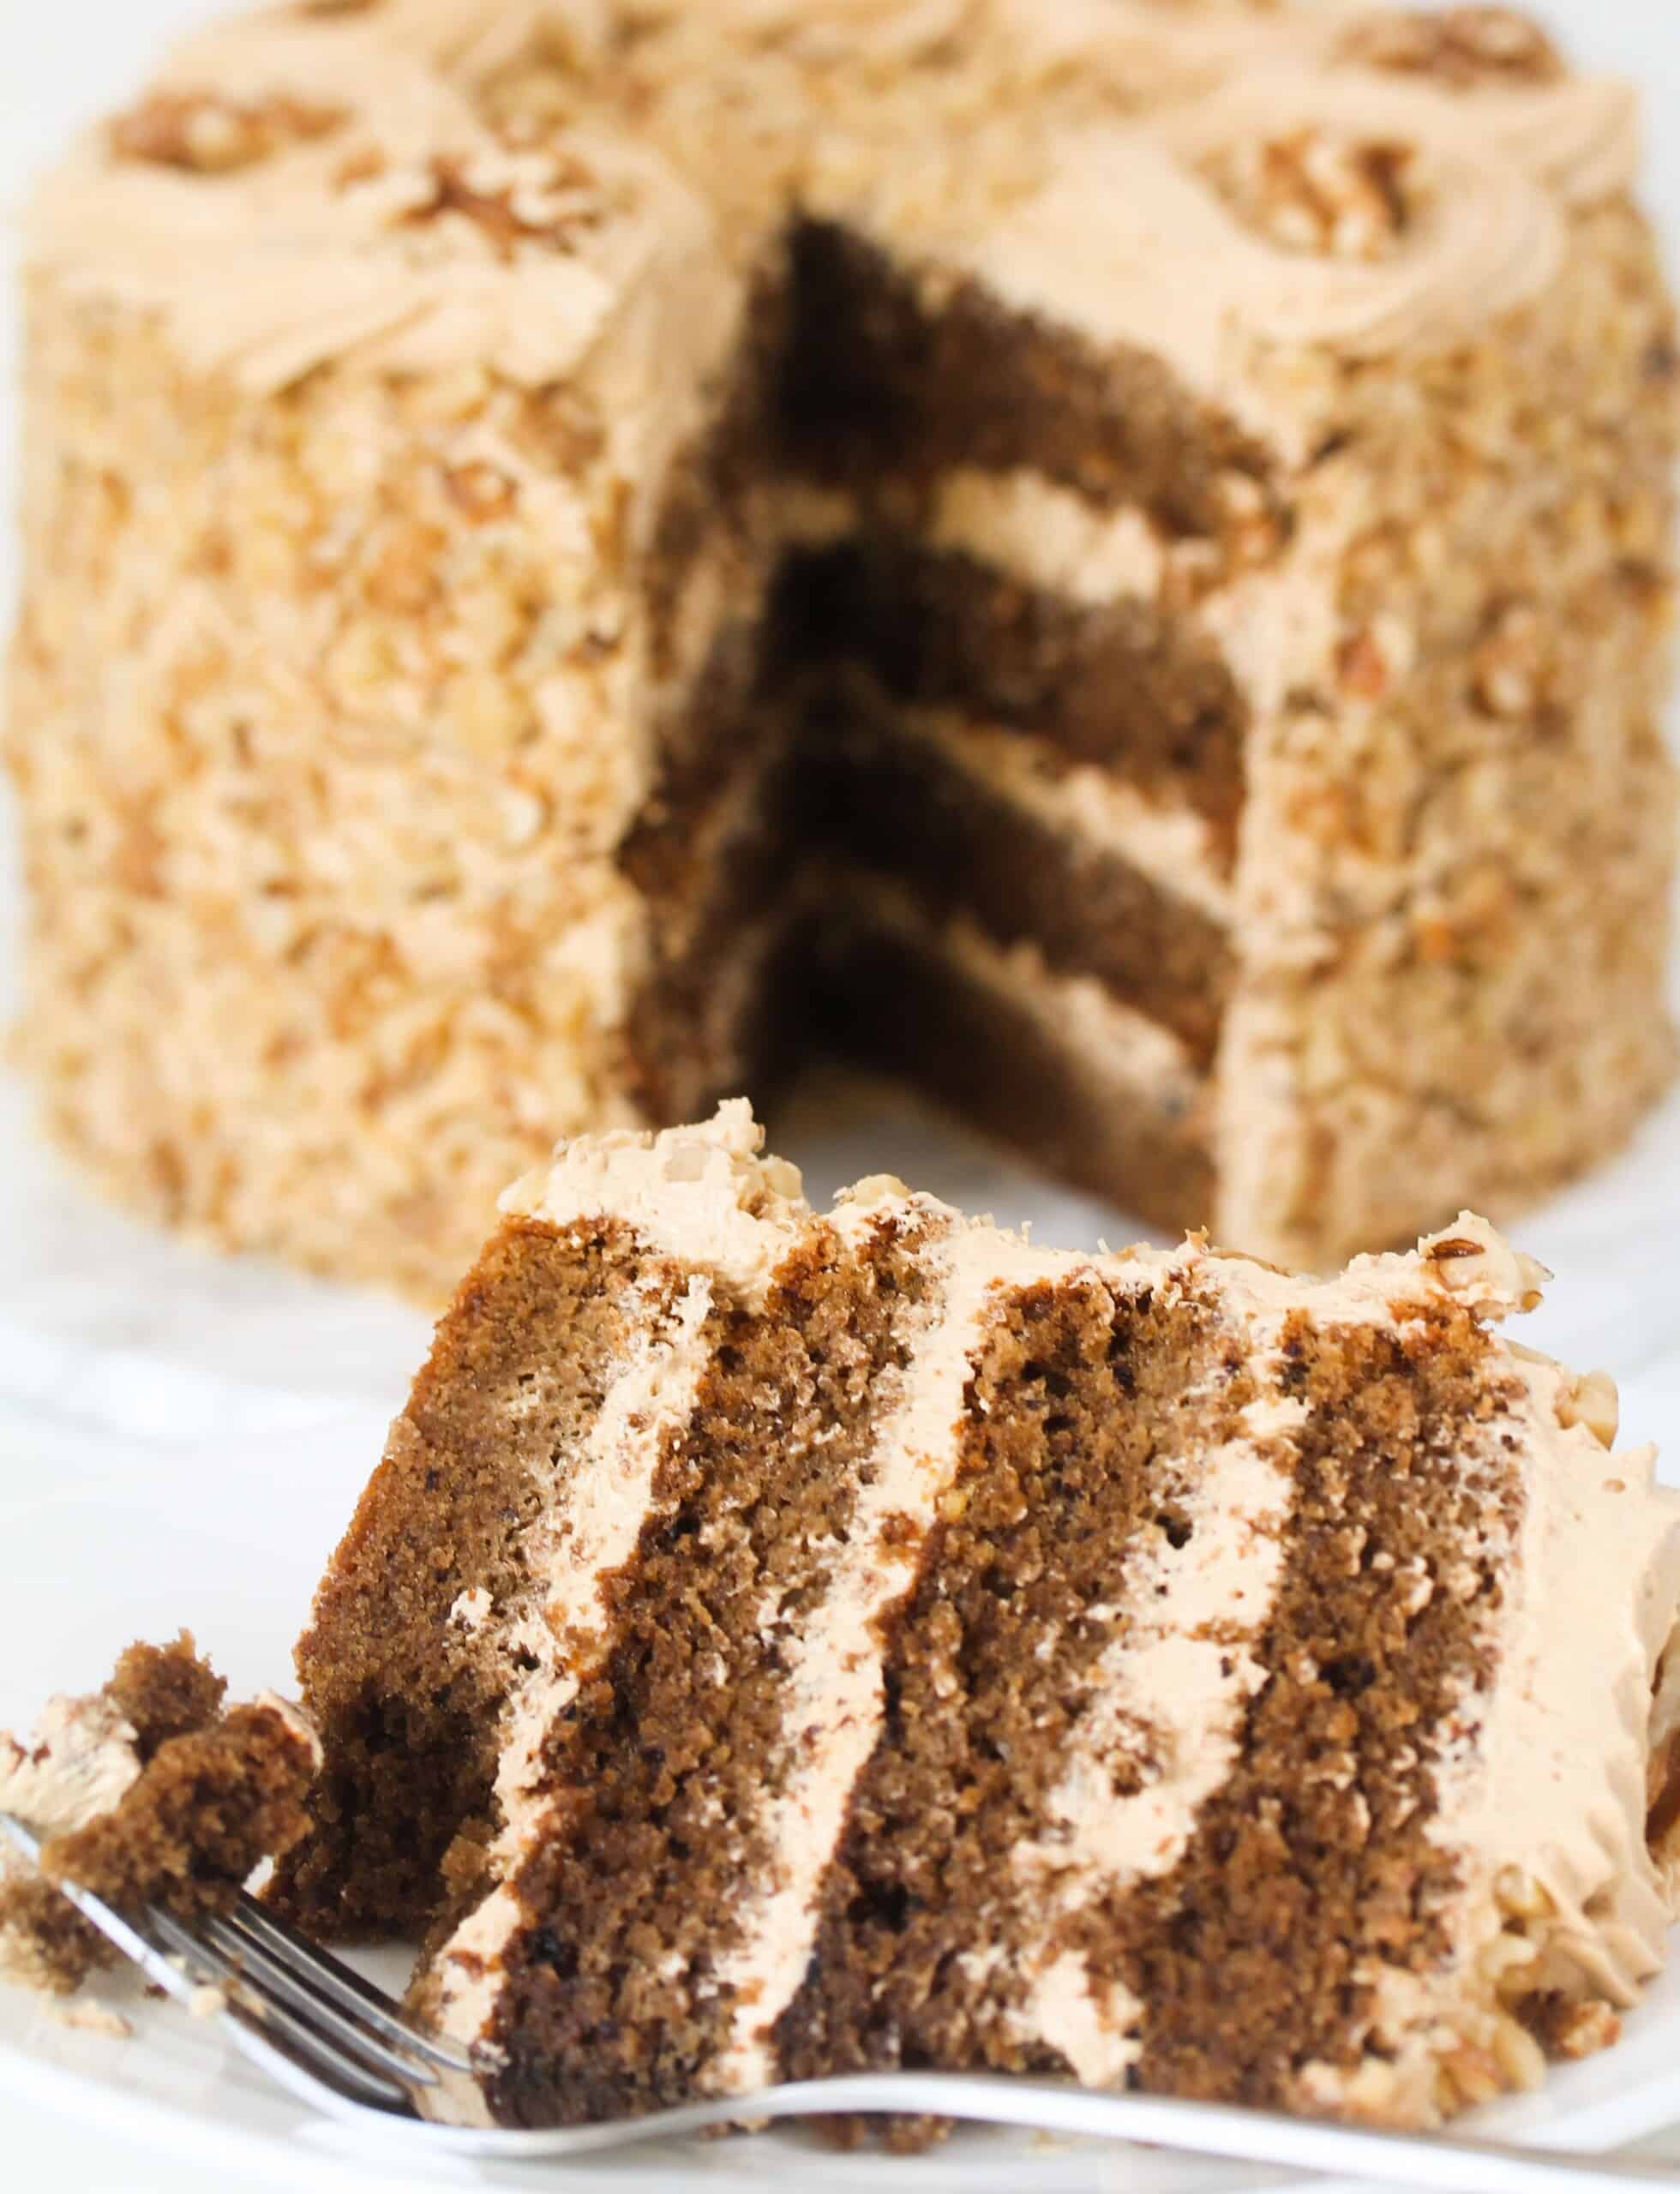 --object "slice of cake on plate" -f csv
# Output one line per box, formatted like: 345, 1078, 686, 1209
278, 1105, 1680, 2131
